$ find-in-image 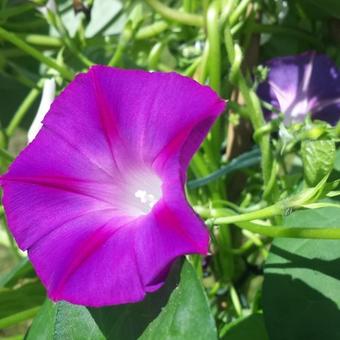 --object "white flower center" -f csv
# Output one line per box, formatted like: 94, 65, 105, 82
121, 167, 162, 217
134, 190, 158, 209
